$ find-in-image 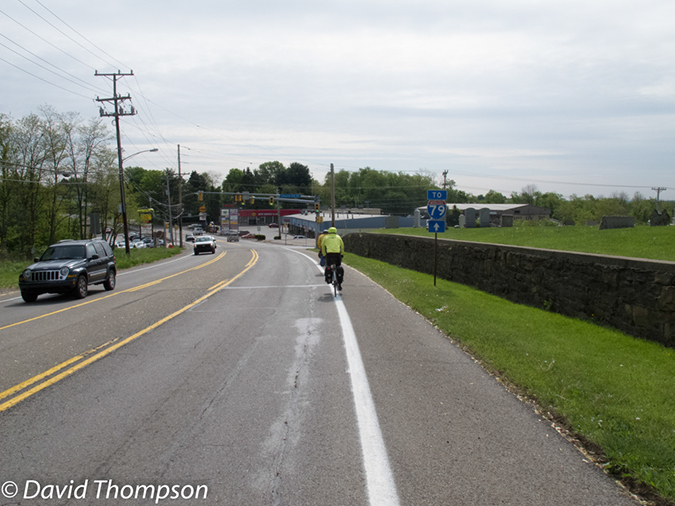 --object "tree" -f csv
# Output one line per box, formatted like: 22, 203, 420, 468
10, 113, 48, 256
284, 162, 312, 193
484, 190, 507, 204
256, 161, 285, 187
64, 117, 111, 239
